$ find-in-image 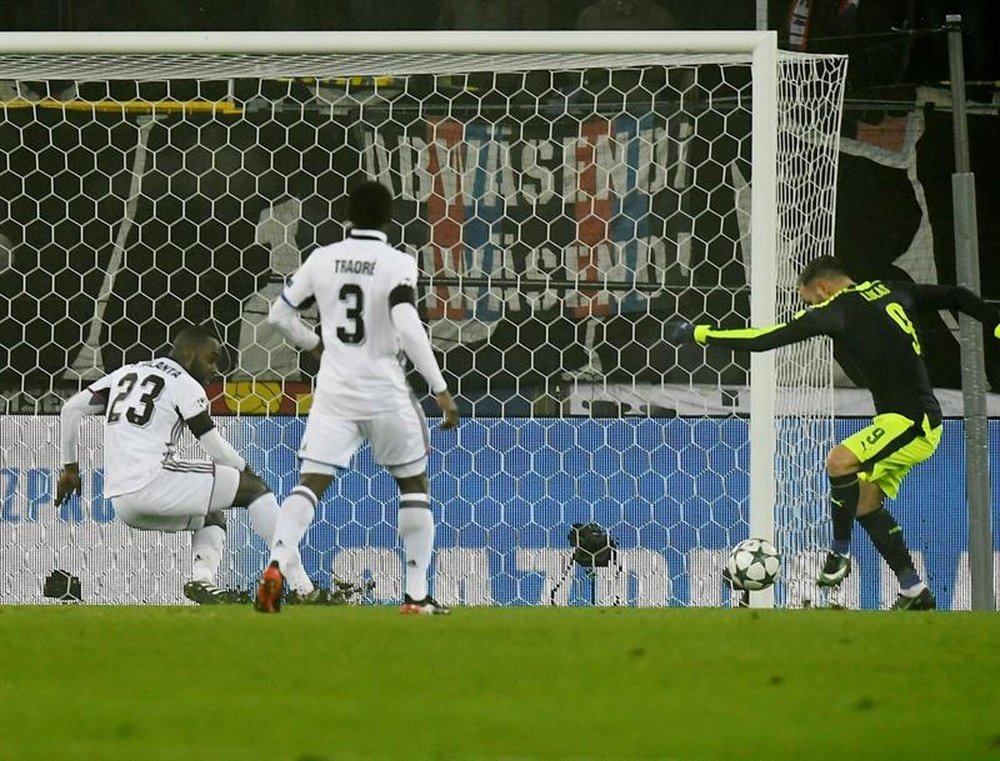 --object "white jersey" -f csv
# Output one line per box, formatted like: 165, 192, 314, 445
280, 229, 422, 418
87, 357, 210, 498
